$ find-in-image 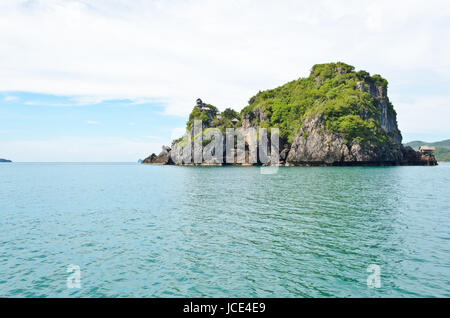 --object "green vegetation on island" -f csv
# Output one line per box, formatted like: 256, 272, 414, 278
188, 62, 395, 146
